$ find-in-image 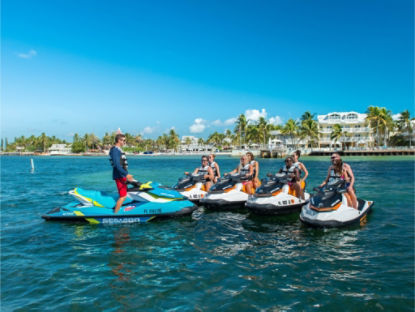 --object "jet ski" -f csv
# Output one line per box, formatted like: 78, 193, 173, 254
42, 181, 197, 224
246, 173, 310, 215
200, 173, 252, 210
172, 172, 208, 204
300, 180, 374, 228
